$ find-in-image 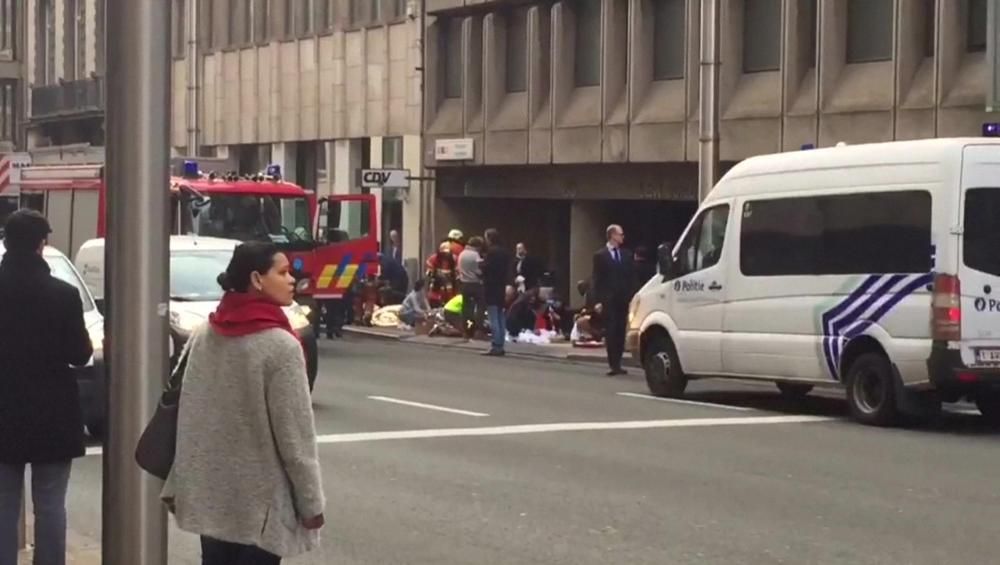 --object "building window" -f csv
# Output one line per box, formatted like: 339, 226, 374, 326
370, 0, 382, 23
652, 0, 685, 80
0, 81, 15, 143
253, 0, 270, 42
284, 0, 294, 36
350, 0, 362, 25
923, 0, 935, 57
228, 0, 251, 45
969, 0, 987, 52
173, 0, 186, 57
0, 0, 15, 57
295, 0, 315, 35
390, 0, 406, 20
846, 0, 893, 63
740, 191, 932, 277
442, 18, 463, 98
506, 9, 528, 93
316, 0, 330, 31
801, 0, 816, 67
200, 0, 216, 49
743, 0, 780, 72
382, 137, 403, 168
96, 0, 105, 73
38, 0, 56, 84
66, 0, 86, 80
574, 0, 601, 87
